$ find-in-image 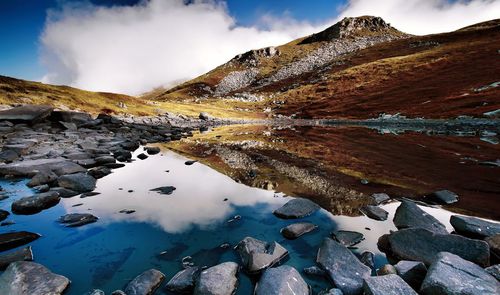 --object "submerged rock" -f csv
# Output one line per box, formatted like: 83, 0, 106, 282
273, 198, 320, 219
281, 222, 317, 239
331, 230, 364, 247
386, 228, 490, 267
0, 261, 70, 295
421, 252, 499, 295
58, 213, 98, 227
363, 274, 418, 295
194, 262, 239, 295
0, 246, 33, 270
428, 190, 458, 204
394, 260, 427, 290
150, 186, 176, 195
86, 290, 105, 295
165, 266, 200, 293
316, 238, 371, 295
393, 200, 448, 234
360, 205, 388, 221
0, 209, 9, 222
124, 269, 165, 295
255, 265, 310, 295
450, 215, 500, 238
11, 191, 60, 214
320, 289, 343, 295
235, 237, 288, 274
57, 173, 96, 193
